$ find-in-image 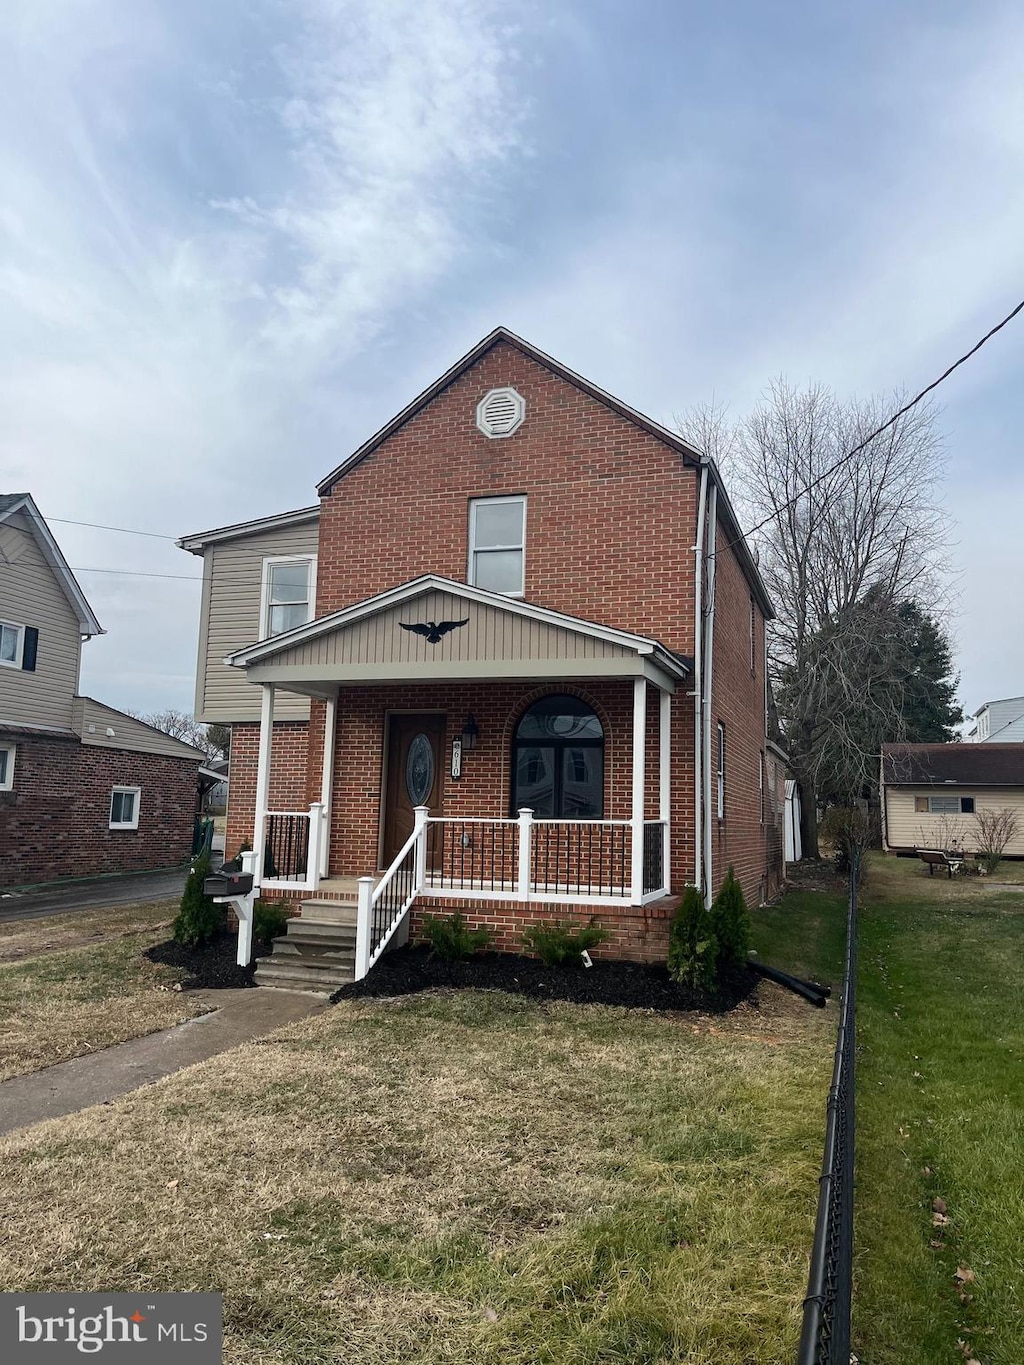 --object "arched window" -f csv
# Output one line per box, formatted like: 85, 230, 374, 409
511, 694, 604, 818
